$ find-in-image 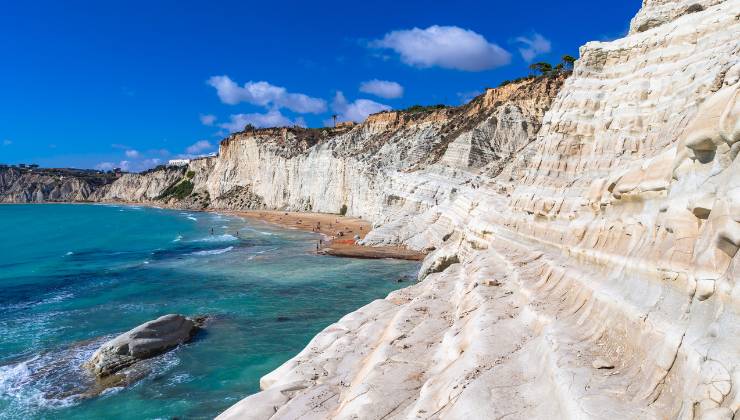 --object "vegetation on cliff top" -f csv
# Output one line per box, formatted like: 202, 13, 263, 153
0, 166, 120, 188
401, 104, 450, 114
498, 55, 576, 87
